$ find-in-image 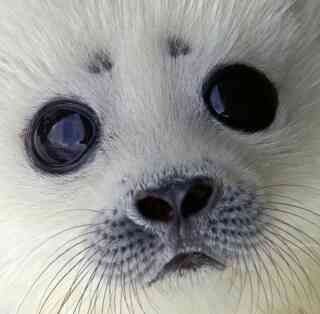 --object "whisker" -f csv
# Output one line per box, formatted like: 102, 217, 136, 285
32, 208, 105, 222
71, 250, 102, 314
126, 268, 137, 314
56, 249, 101, 314
138, 274, 155, 314
262, 221, 319, 290
257, 184, 320, 194
131, 254, 149, 314
259, 231, 307, 306
87, 249, 110, 314
99, 261, 109, 314
257, 233, 292, 309
261, 224, 318, 305
265, 201, 320, 221
263, 207, 320, 236
241, 228, 270, 313
70, 236, 118, 314
38, 244, 95, 314
257, 192, 304, 205
17, 237, 90, 314
262, 212, 320, 265
114, 257, 122, 314
102, 251, 118, 314
119, 259, 127, 314
123, 261, 136, 314
229, 248, 246, 313
250, 235, 276, 313
19, 223, 103, 268
238, 239, 255, 314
